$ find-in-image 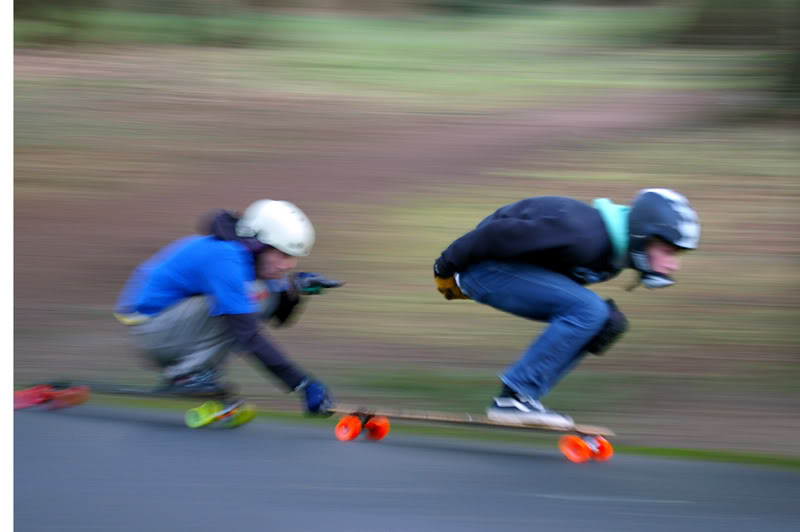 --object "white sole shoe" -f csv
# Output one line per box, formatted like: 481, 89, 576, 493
487, 408, 574, 429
